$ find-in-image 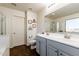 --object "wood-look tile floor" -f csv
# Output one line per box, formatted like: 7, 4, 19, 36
10, 45, 39, 56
